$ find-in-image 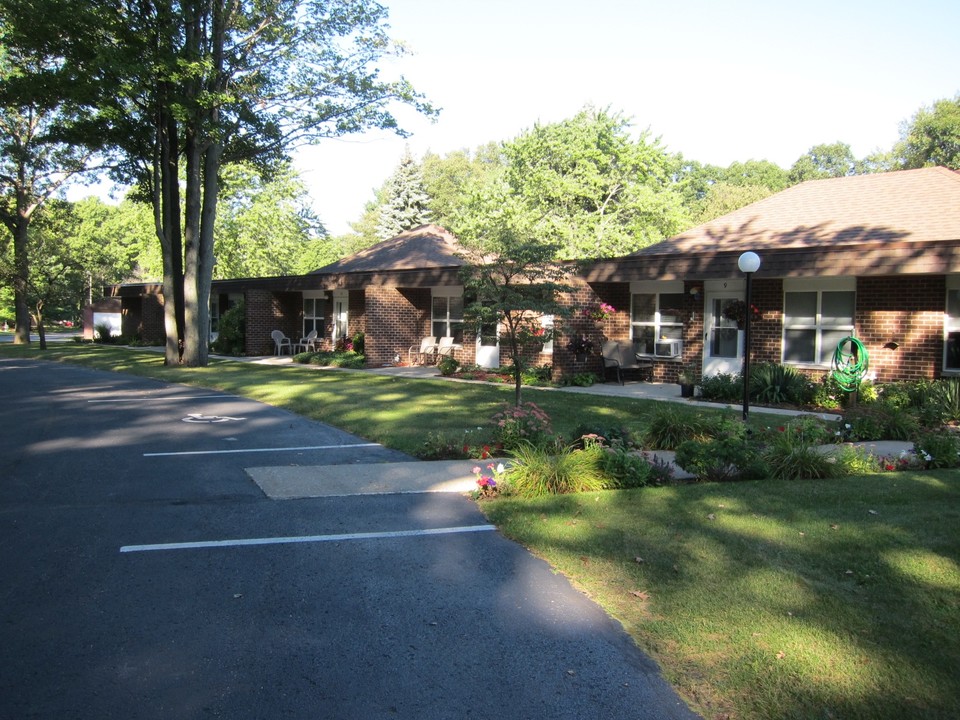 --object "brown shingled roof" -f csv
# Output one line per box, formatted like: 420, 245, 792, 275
632, 167, 960, 257
310, 224, 465, 274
